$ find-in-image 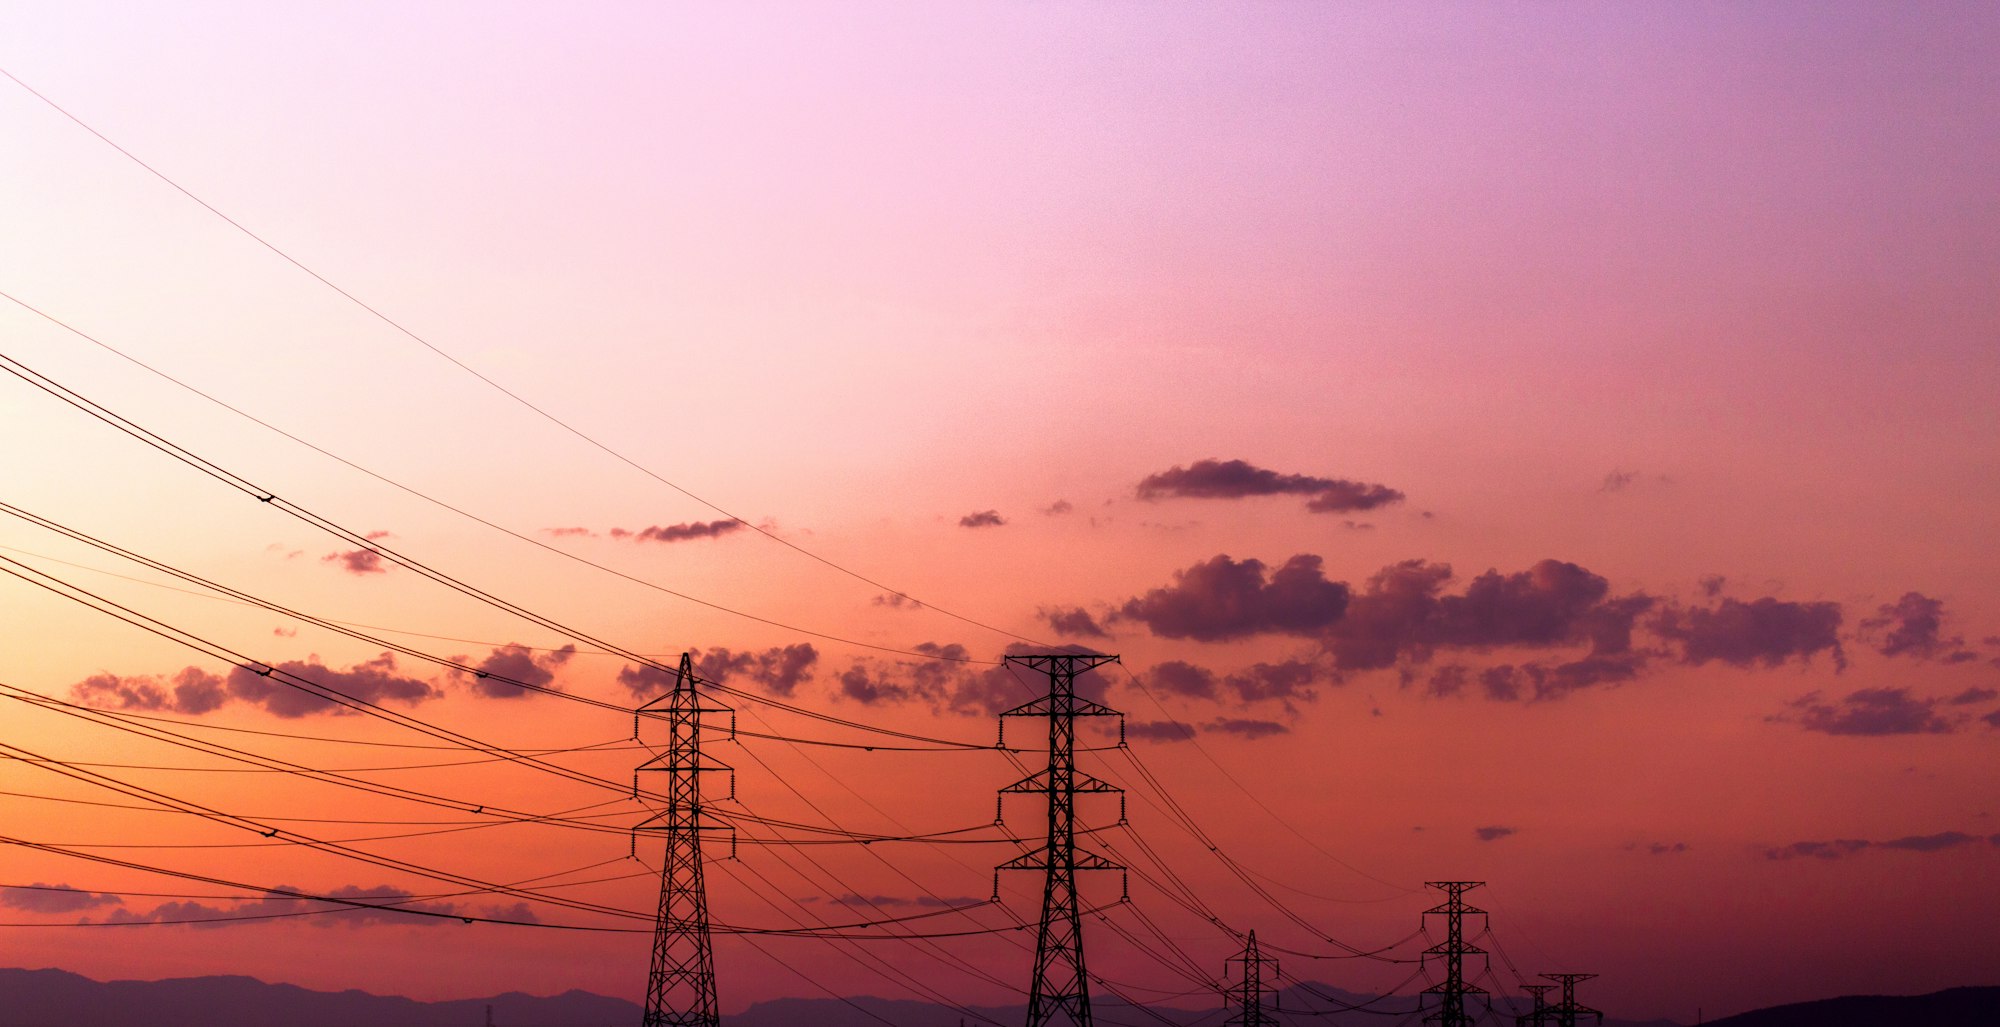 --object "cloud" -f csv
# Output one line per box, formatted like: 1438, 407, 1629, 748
1600, 470, 1639, 492
1631, 842, 1689, 856
1206, 717, 1288, 740
460, 644, 577, 699
322, 531, 394, 575
1124, 719, 1197, 743
1040, 606, 1109, 639
1145, 660, 1219, 700
1225, 660, 1322, 704
1118, 553, 1350, 642
1135, 458, 1404, 514
1861, 592, 1974, 662
226, 655, 437, 717
542, 526, 597, 538
97, 884, 472, 928
1043, 500, 1074, 516
1784, 687, 1952, 736
72, 666, 227, 715
609, 520, 744, 544
616, 663, 678, 698
1766, 831, 1988, 861
873, 593, 923, 610
1475, 826, 1517, 842
1323, 559, 1651, 675
693, 644, 819, 697
0, 883, 123, 913
1949, 687, 1998, 705
1655, 596, 1845, 671
958, 510, 1006, 529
